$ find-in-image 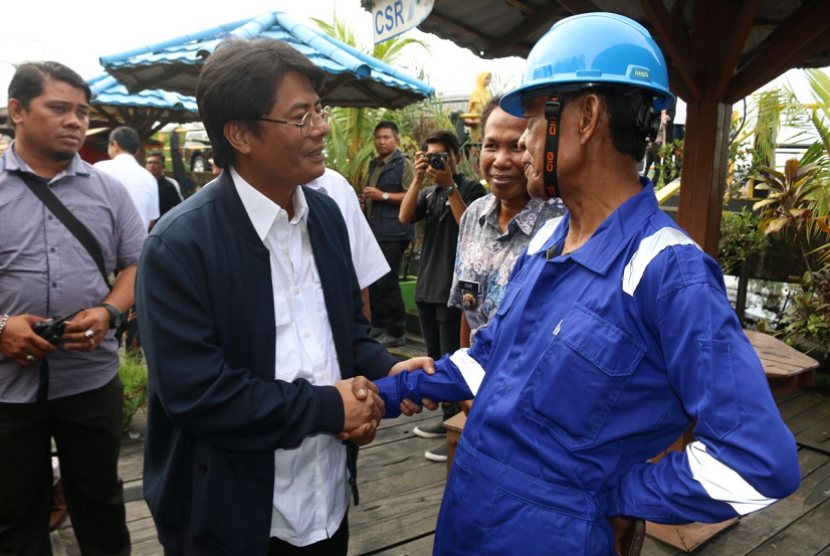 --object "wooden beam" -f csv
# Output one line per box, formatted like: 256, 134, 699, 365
504, 0, 534, 16
322, 73, 355, 99
91, 105, 122, 128
666, 64, 694, 103
638, 0, 700, 100
555, 0, 601, 15
725, 1, 830, 102
486, 3, 566, 58
712, 0, 762, 100
676, 99, 732, 256
428, 13, 492, 46
350, 80, 393, 108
